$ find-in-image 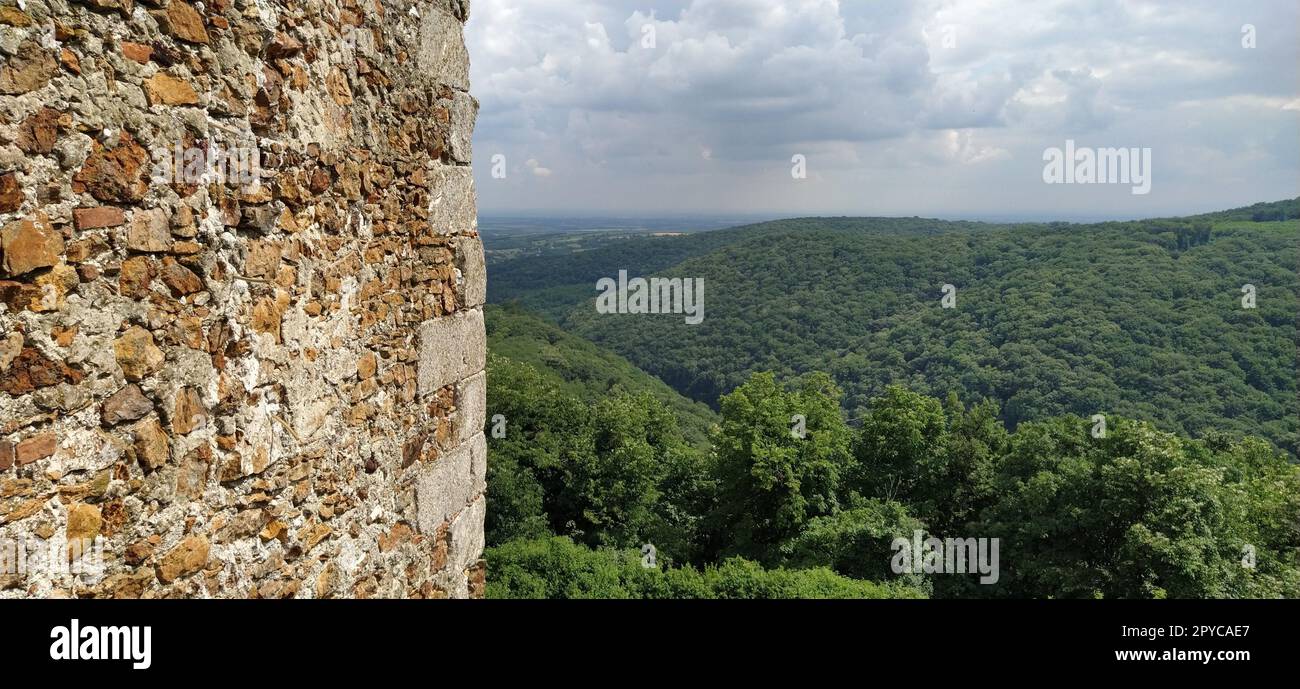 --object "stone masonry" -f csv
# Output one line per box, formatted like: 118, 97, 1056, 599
0, 0, 485, 598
